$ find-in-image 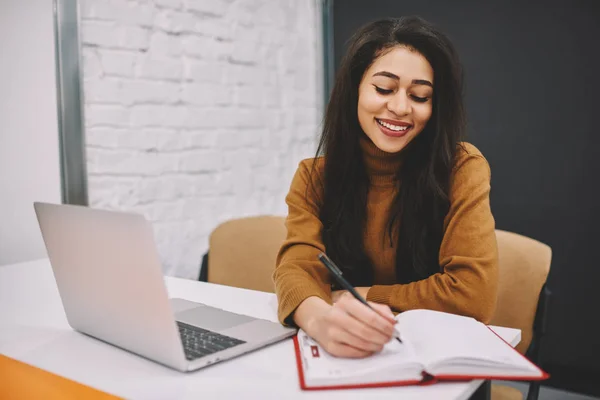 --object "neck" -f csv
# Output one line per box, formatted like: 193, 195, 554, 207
359, 134, 405, 187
